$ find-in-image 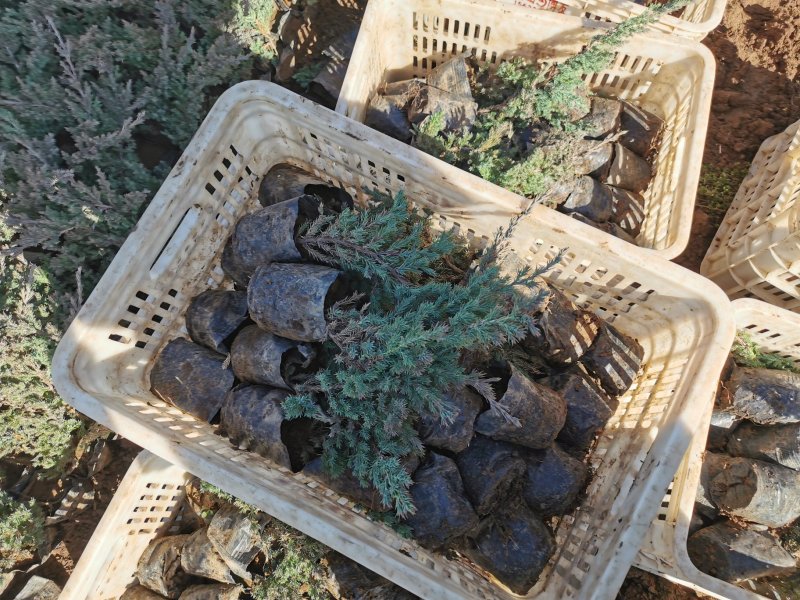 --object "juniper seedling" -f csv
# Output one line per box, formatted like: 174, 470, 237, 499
413, 0, 692, 197
0, 491, 44, 571
732, 331, 799, 373
285, 193, 560, 517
